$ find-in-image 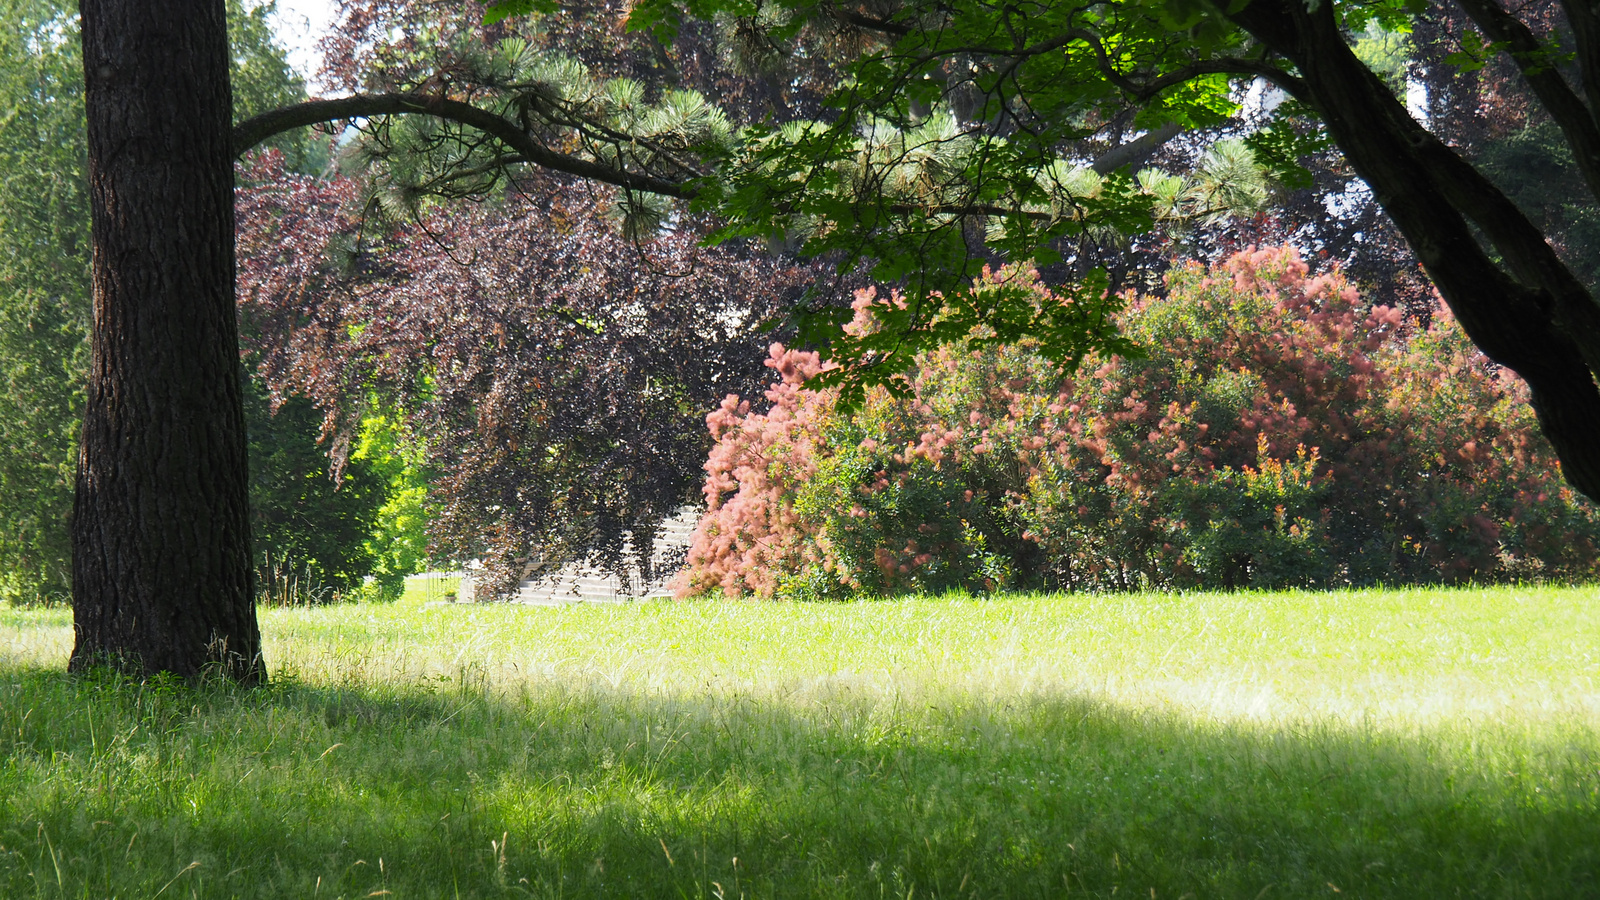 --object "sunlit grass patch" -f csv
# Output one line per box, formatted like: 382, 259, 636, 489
2, 586, 1597, 897
399, 571, 464, 605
